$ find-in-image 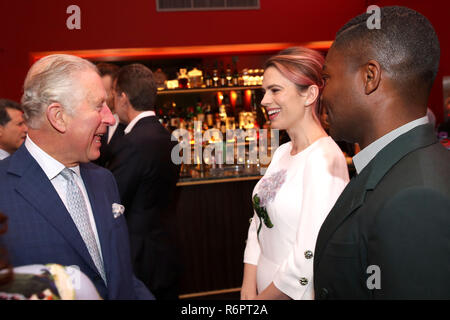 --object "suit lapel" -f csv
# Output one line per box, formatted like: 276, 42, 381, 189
80, 164, 113, 283
315, 124, 438, 266
9, 147, 103, 277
